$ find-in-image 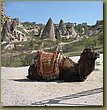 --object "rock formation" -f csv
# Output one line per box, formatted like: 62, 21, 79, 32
1, 17, 27, 42
70, 25, 78, 39
66, 24, 78, 39
1, 19, 10, 42
58, 19, 67, 35
55, 20, 78, 39
1, 0, 103, 43
55, 19, 67, 39
1, 1, 27, 43
1, 0, 5, 28
41, 17, 56, 40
